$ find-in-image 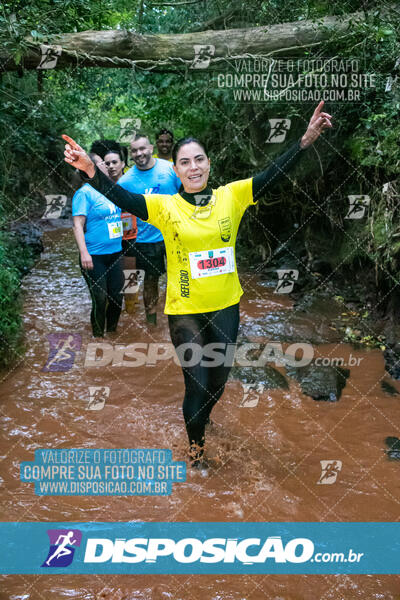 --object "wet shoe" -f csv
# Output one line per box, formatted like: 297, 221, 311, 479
191, 458, 209, 472
189, 444, 206, 469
